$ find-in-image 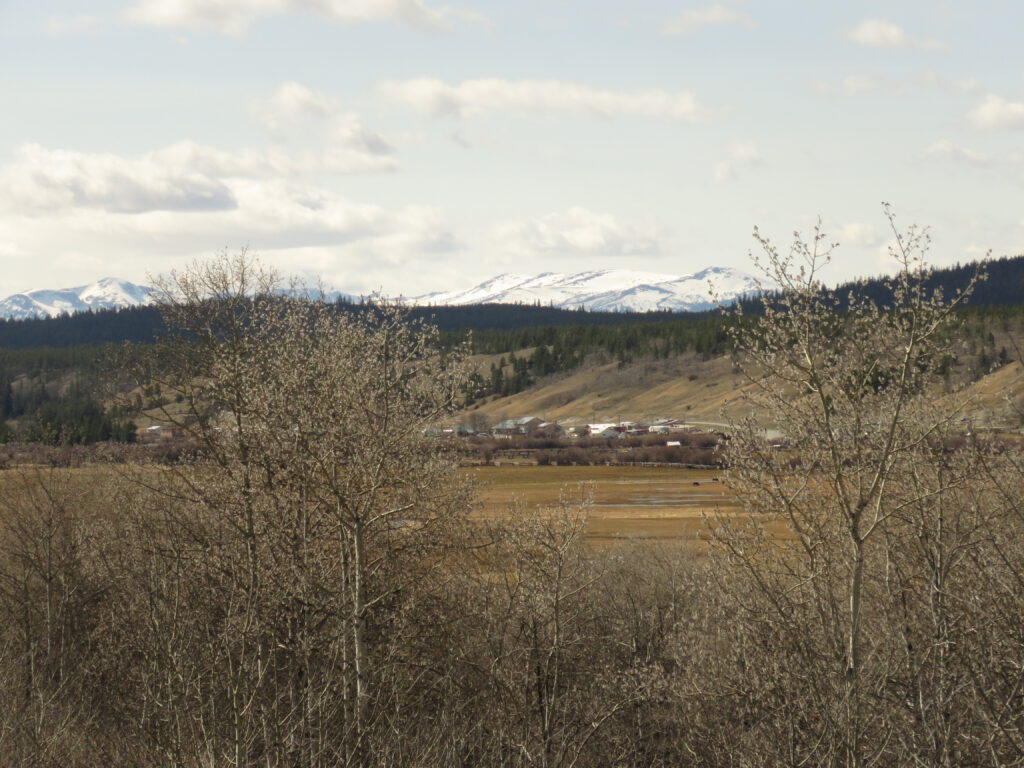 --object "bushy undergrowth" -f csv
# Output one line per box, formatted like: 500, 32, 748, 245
0, 449, 1021, 768
466, 431, 724, 467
